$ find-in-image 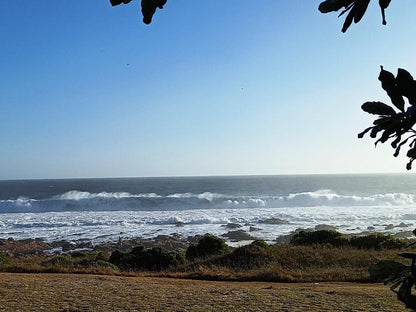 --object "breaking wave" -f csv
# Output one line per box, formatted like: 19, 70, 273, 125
0, 189, 415, 214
